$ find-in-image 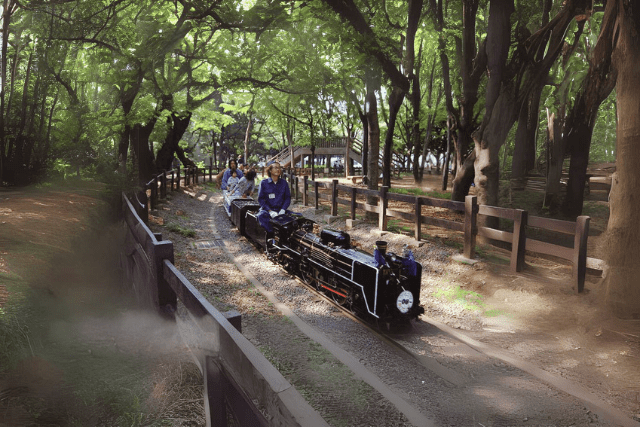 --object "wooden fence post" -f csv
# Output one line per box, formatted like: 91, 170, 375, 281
294, 176, 299, 201
303, 176, 308, 206
204, 355, 228, 427
160, 173, 167, 199
177, 167, 181, 190
378, 186, 388, 231
150, 178, 158, 211
154, 241, 176, 315
350, 187, 357, 220
331, 179, 338, 216
573, 216, 590, 293
171, 171, 175, 191
209, 164, 213, 182
463, 195, 477, 259
314, 181, 319, 209
511, 209, 527, 272
136, 189, 149, 224
414, 198, 422, 242
289, 172, 295, 199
